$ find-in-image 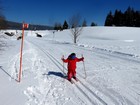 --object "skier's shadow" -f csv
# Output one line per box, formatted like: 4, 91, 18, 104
48, 71, 66, 78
